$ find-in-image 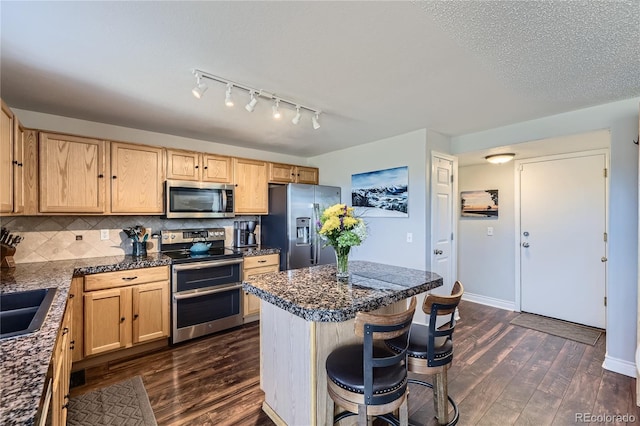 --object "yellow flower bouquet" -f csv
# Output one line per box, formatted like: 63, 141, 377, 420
317, 203, 367, 278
